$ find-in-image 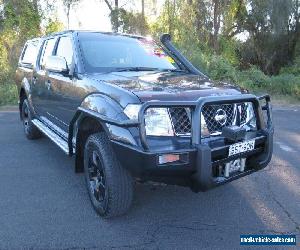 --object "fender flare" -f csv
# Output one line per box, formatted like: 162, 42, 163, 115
68, 93, 138, 155
20, 77, 32, 101
19, 77, 34, 118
